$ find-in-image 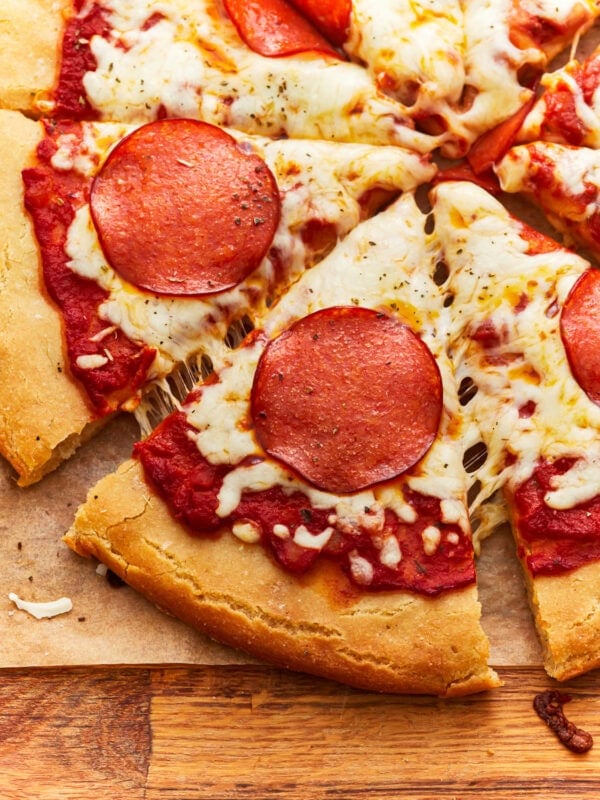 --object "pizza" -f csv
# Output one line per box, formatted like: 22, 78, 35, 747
66, 192, 500, 696
5, 0, 600, 696
1, 109, 431, 484
434, 180, 600, 680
